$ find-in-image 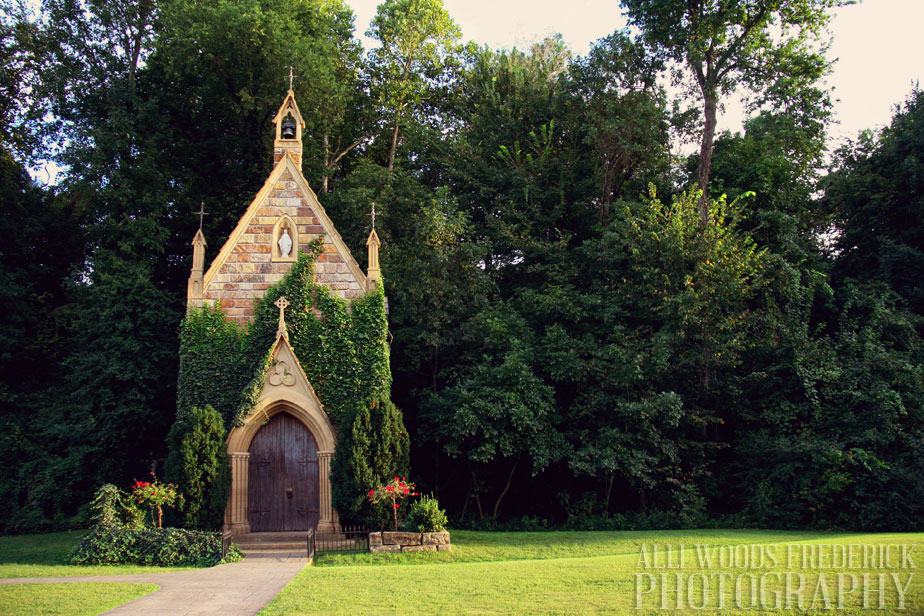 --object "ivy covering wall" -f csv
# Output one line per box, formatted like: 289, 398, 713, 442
177, 242, 391, 428
172, 241, 400, 526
